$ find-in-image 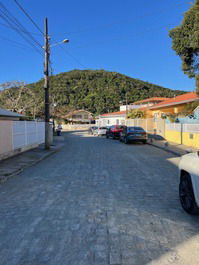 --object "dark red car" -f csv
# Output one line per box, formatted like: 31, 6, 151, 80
106, 125, 125, 139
